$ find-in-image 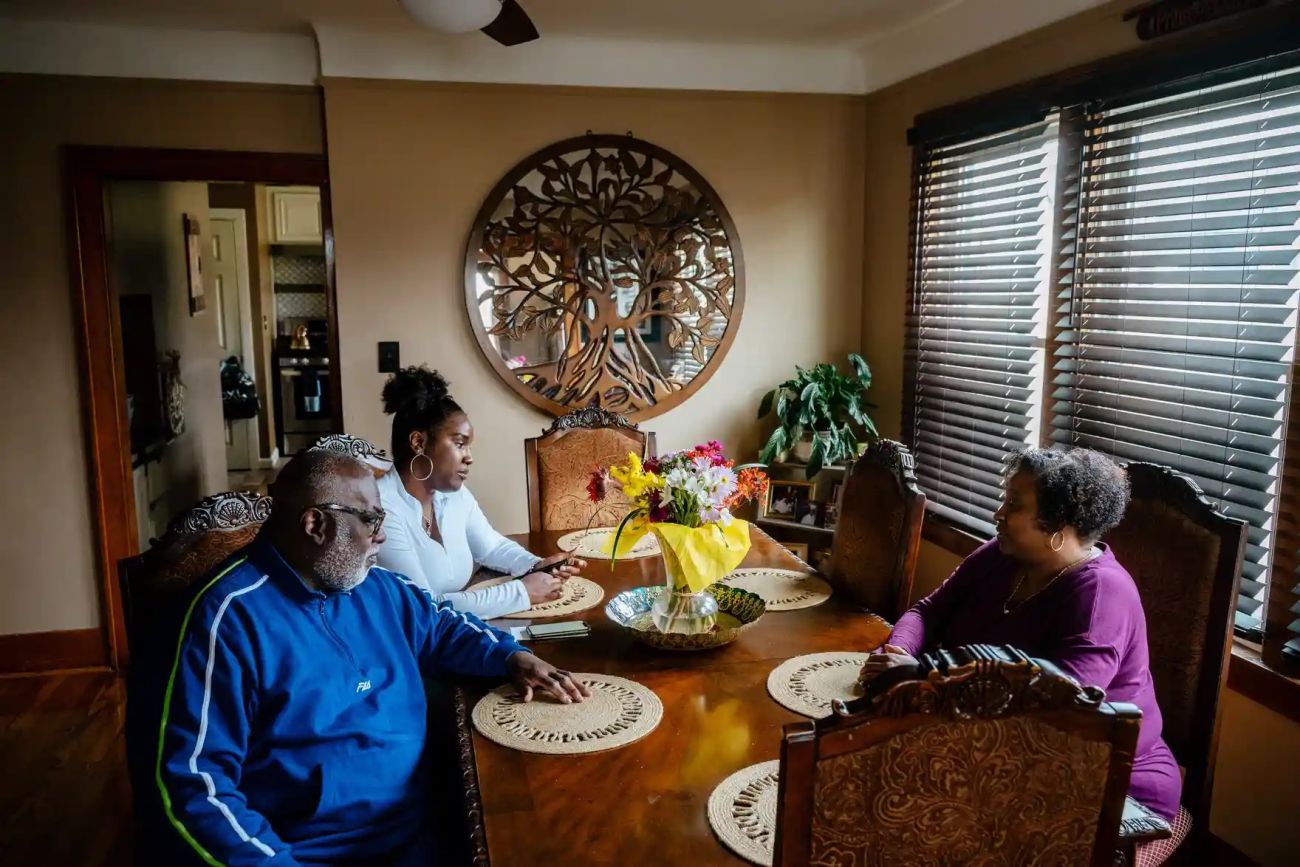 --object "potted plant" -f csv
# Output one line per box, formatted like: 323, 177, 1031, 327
756, 354, 878, 477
